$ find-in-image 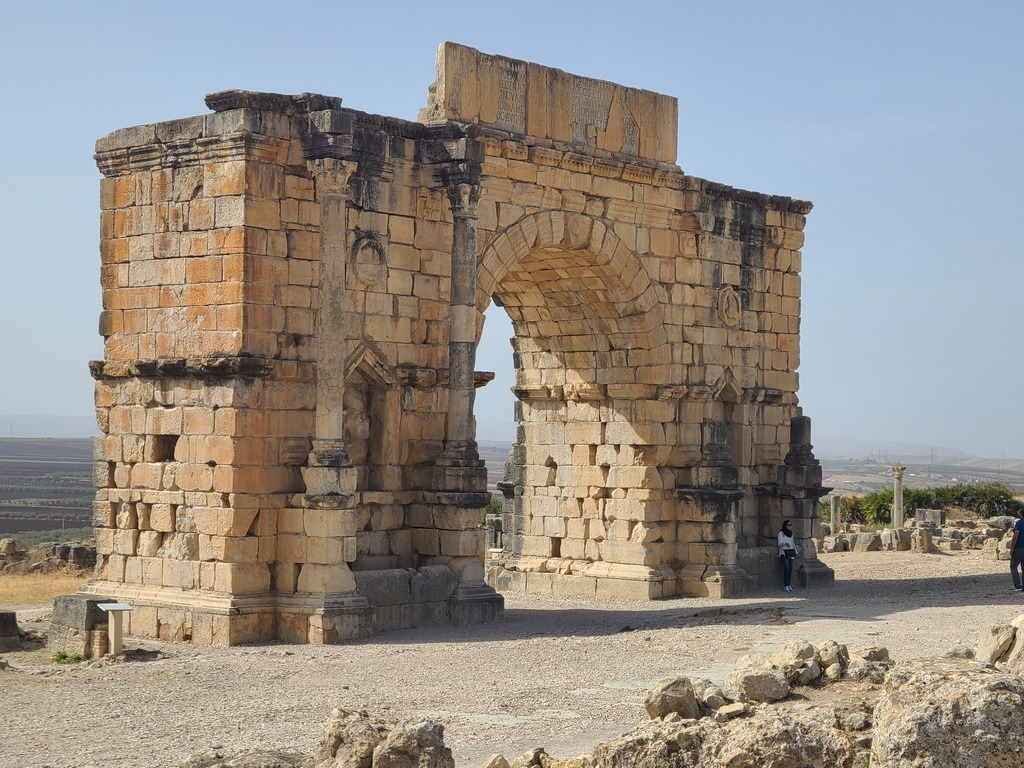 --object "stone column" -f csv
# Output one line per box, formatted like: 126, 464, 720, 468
434, 181, 487, 493
773, 415, 835, 588
830, 494, 841, 533
287, 158, 372, 642
428, 179, 503, 624
892, 466, 906, 528
302, 158, 359, 500
676, 419, 752, 598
